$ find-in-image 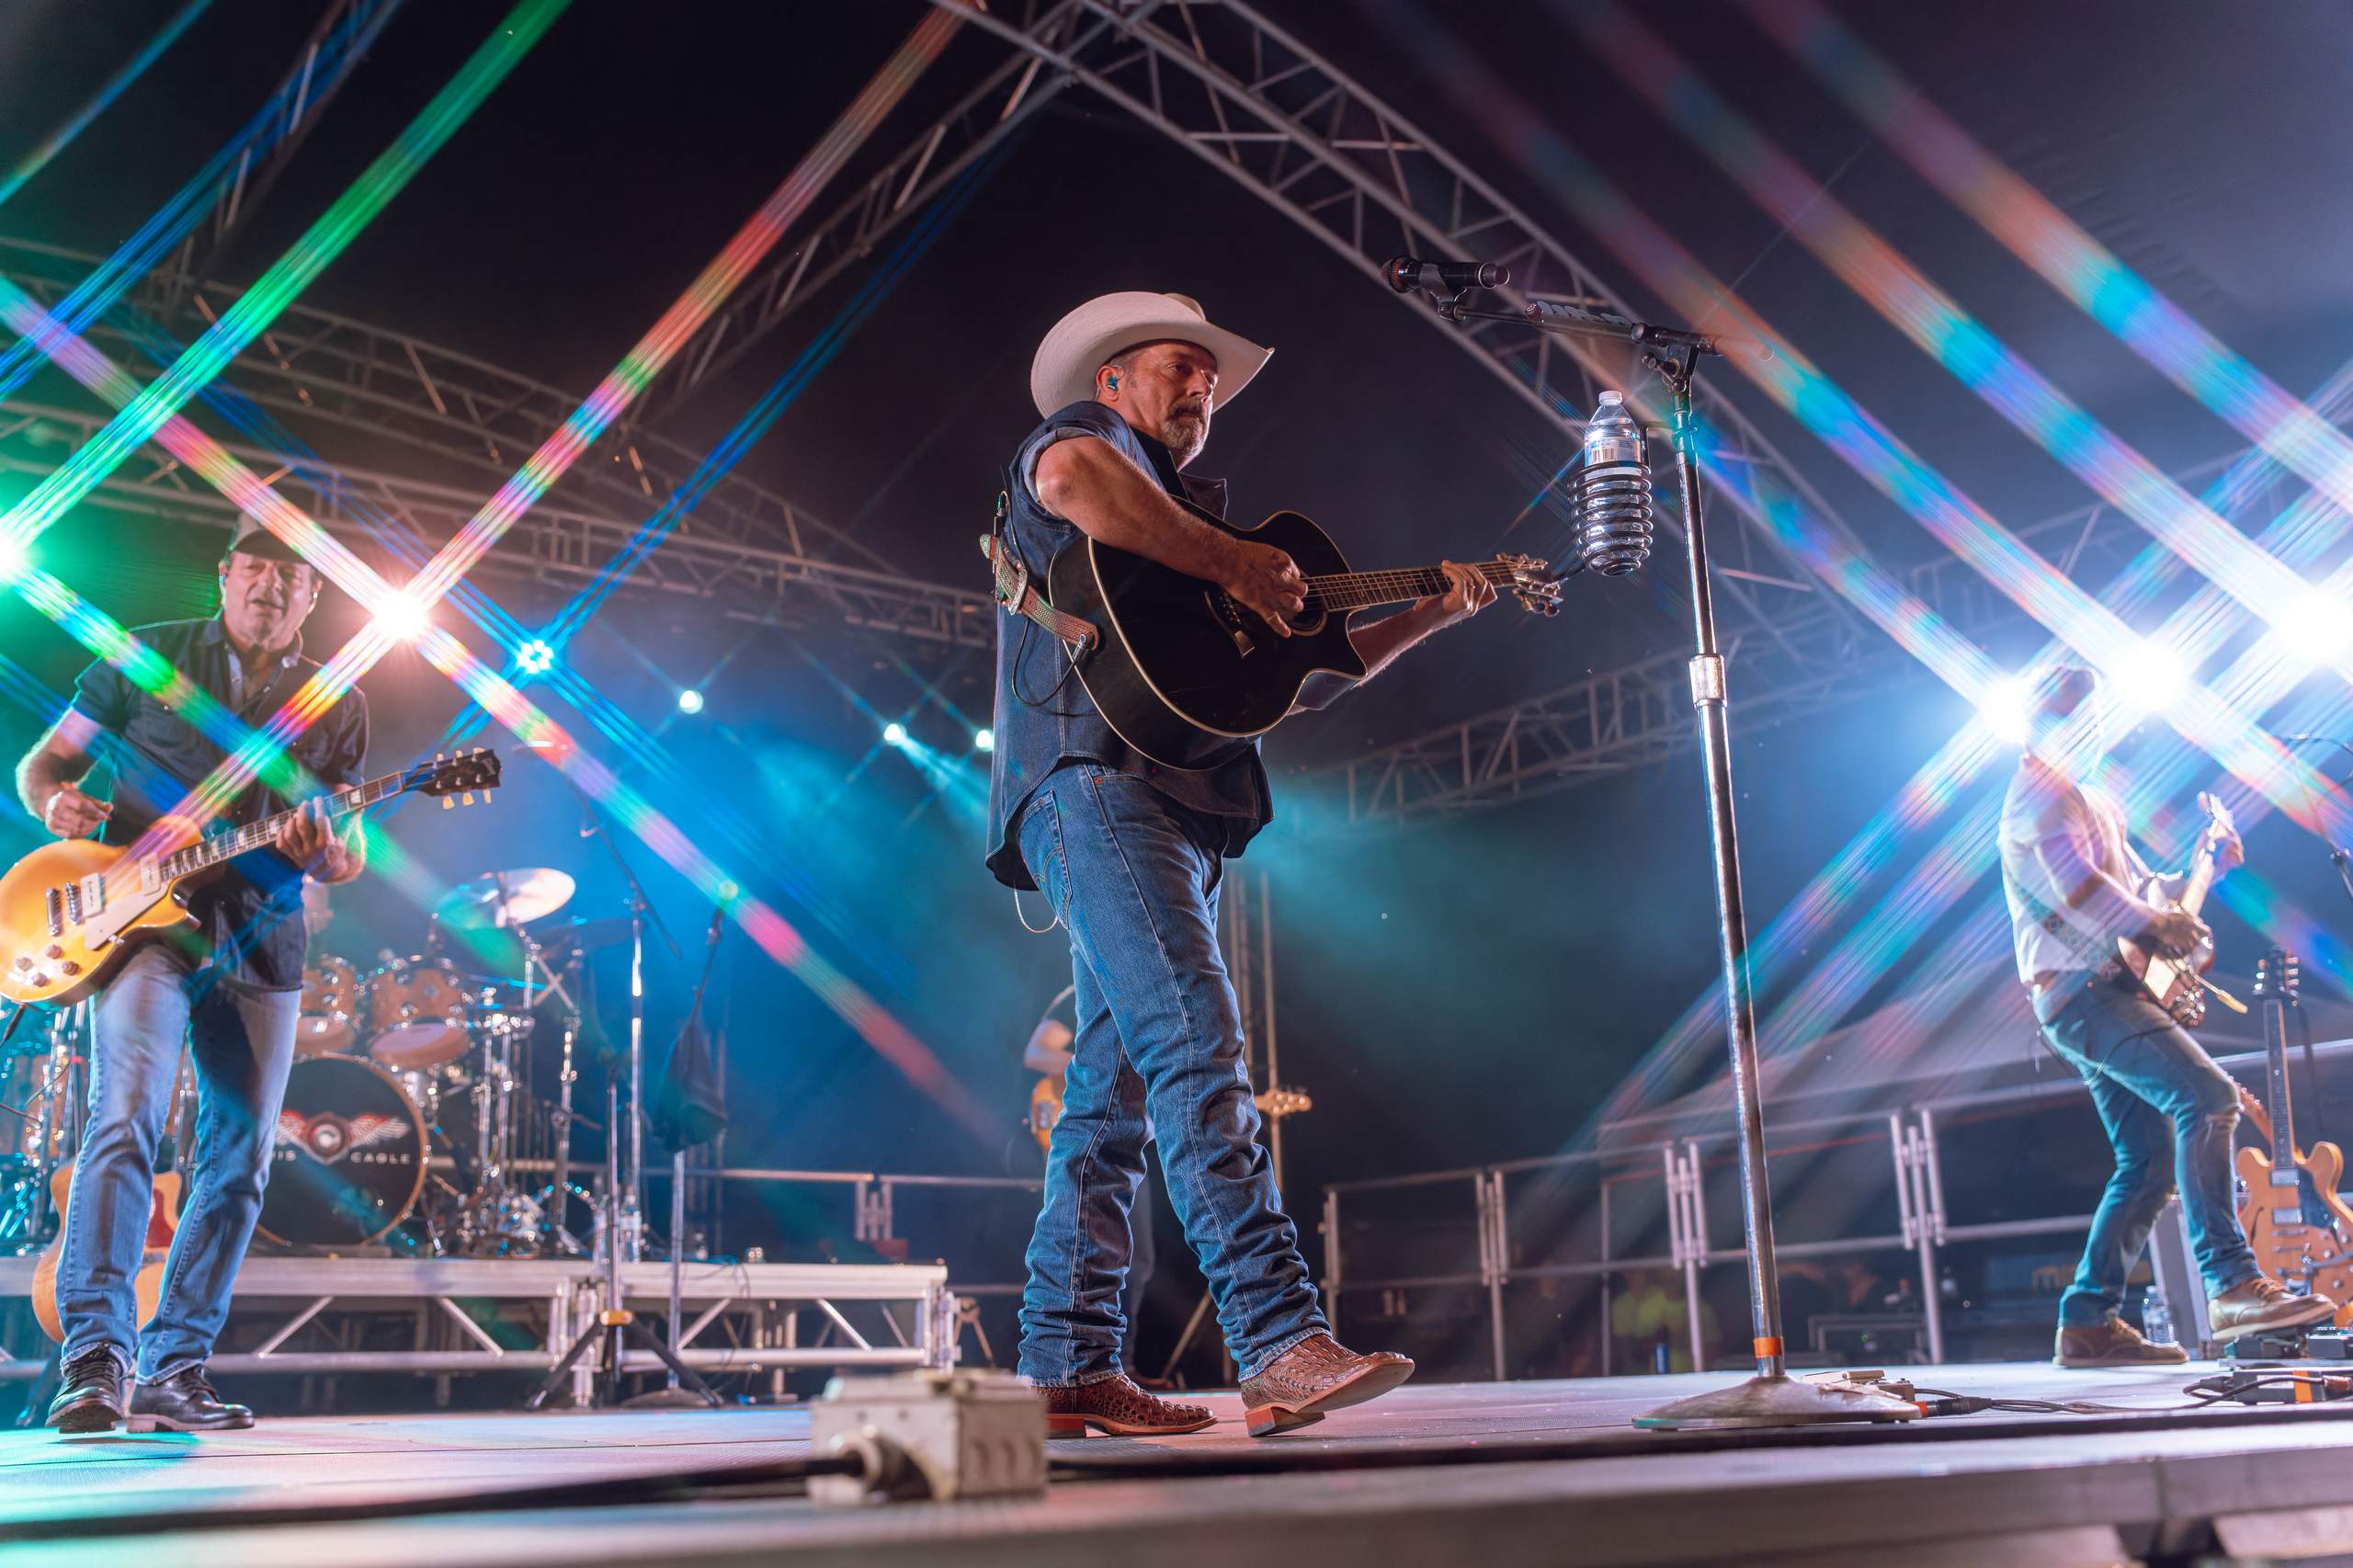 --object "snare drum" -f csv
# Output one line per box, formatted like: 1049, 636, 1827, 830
296, 955, 362, 1058
366, 955, 471, 1071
